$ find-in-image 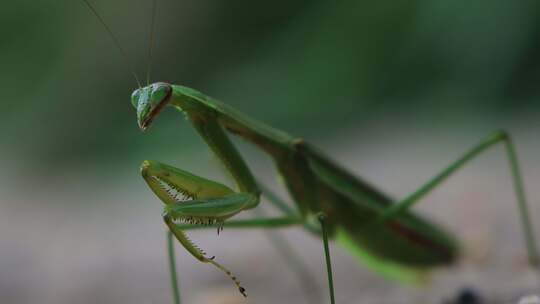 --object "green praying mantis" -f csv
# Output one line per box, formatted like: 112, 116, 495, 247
82, 1, 539, 303
133, 83, 539, 300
